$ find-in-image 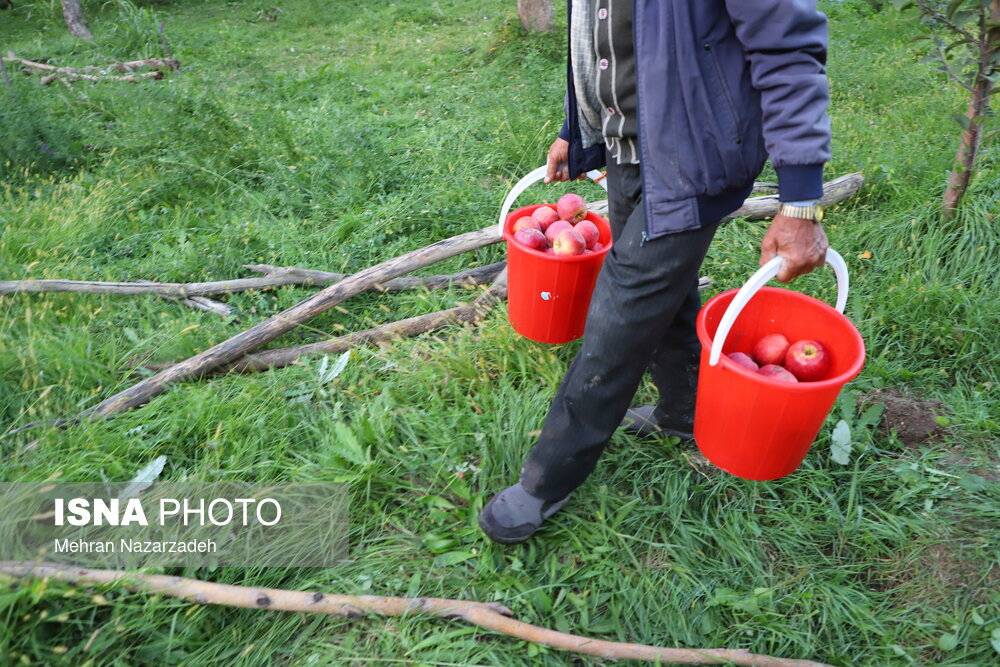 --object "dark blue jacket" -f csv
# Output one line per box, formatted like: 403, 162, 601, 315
559, 0, 831, 240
